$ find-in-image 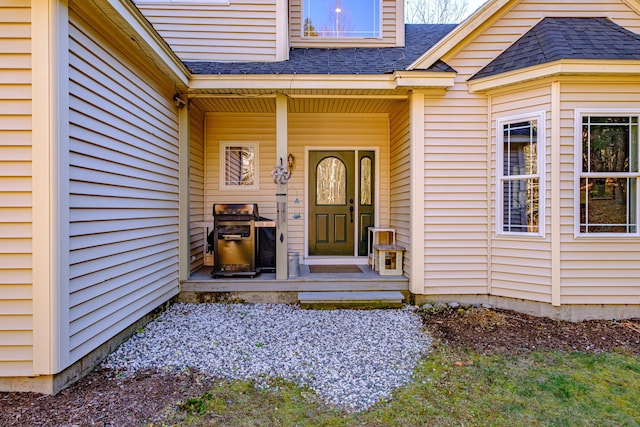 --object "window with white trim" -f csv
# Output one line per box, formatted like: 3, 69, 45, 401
303, 0, 381, 38
497, 114, 544, 235
220, 142, 258, 191
578, 115, 639, 234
